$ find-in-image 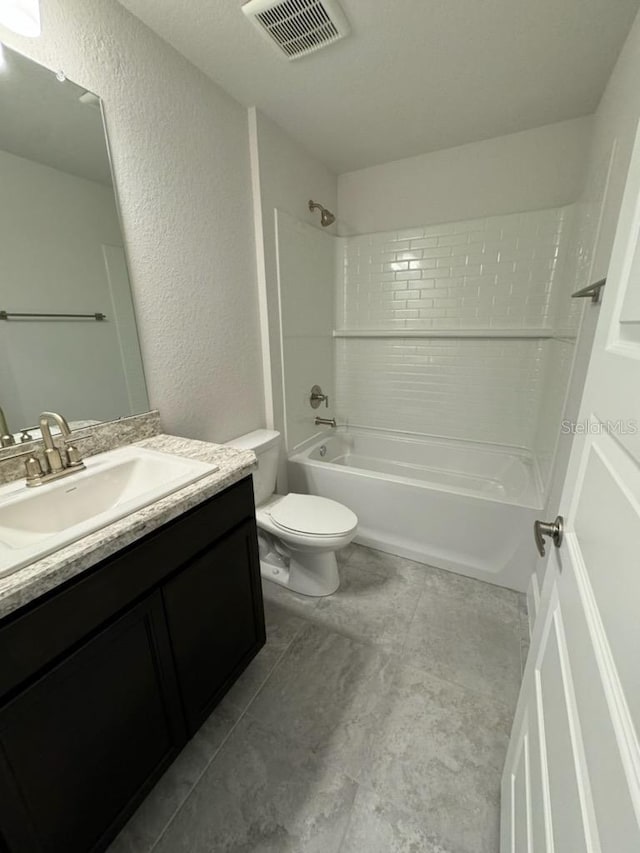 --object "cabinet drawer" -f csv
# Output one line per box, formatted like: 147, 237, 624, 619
0, 477, 255, 700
